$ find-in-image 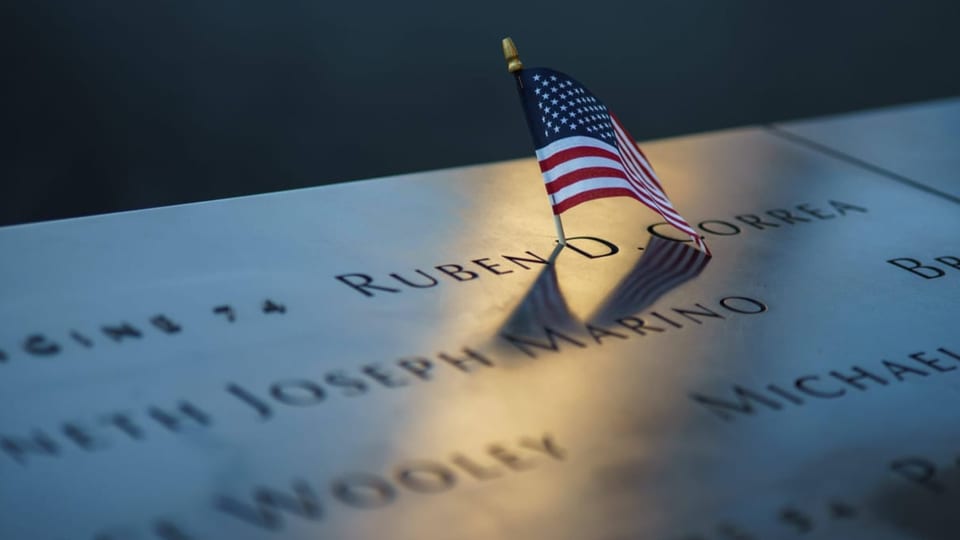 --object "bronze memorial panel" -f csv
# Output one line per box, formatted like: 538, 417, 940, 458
0, 107, 958, 539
